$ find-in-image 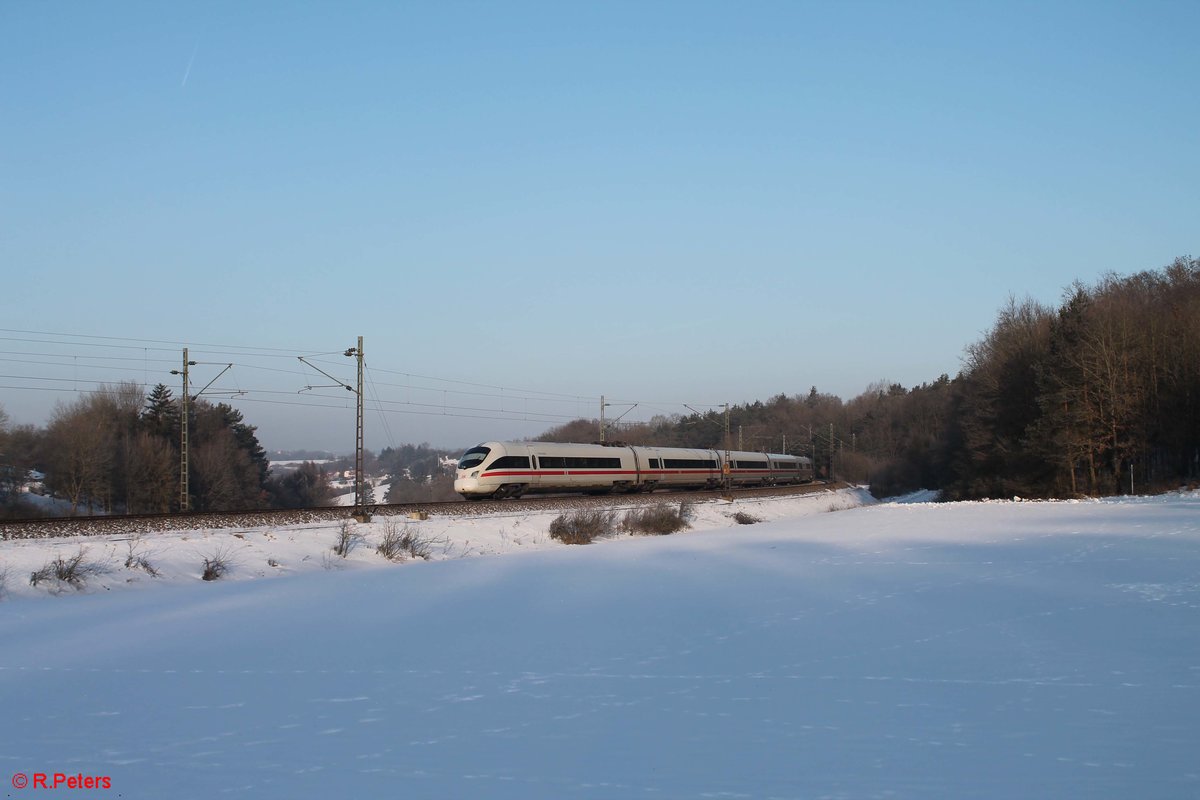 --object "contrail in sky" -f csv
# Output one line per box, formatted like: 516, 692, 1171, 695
181, 40, 199, 88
